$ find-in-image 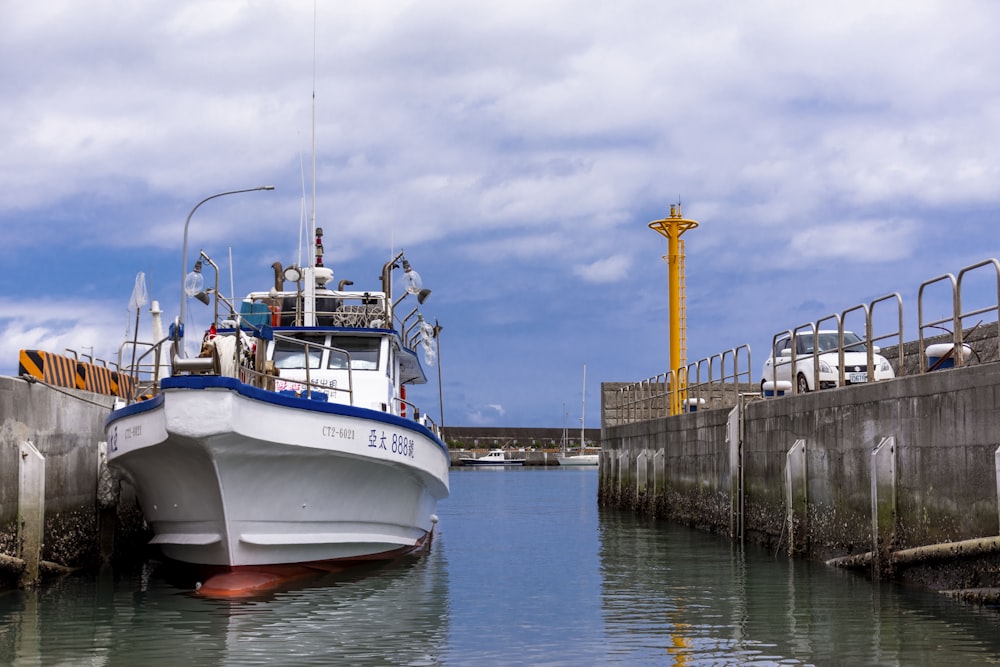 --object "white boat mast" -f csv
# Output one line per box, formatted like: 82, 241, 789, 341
580, 363, 586, 453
